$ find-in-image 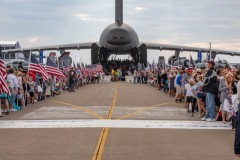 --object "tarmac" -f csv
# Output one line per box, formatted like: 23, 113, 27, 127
0, 82, 238, 160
